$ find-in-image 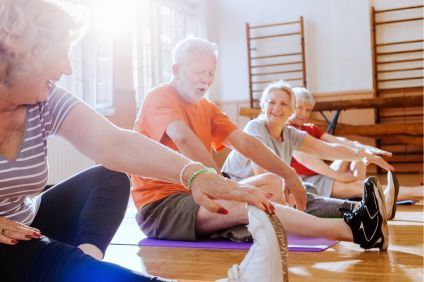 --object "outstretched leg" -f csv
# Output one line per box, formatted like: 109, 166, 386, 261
197, 177, 388, 250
